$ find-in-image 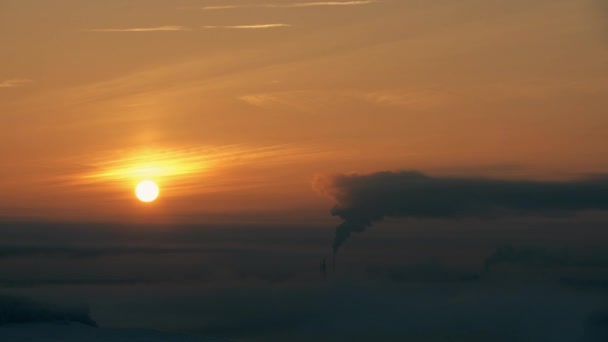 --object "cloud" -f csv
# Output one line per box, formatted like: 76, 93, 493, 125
87, 24, 290, 33
0, 79, 33, 88
87, 26, 191, 32
364, 245, 608, 287
314, 171, 608, 253
272, 1, 377, 8
202, 24, 291, 29
482, 245, 608, 274
362, 89, 447, 110
200, 6, 243, 10
478, 245, 608, 292
0, 245, 208, 259
238, 89, 449, 113
118, 284, 601, 342
562, 276, 608, 292
239, 94, 284, 106
367, 262, 480, 283
63, 144, 312, 196
0, 278, 170, 288
202, 1, 378, 10
0, 294, 96, 327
